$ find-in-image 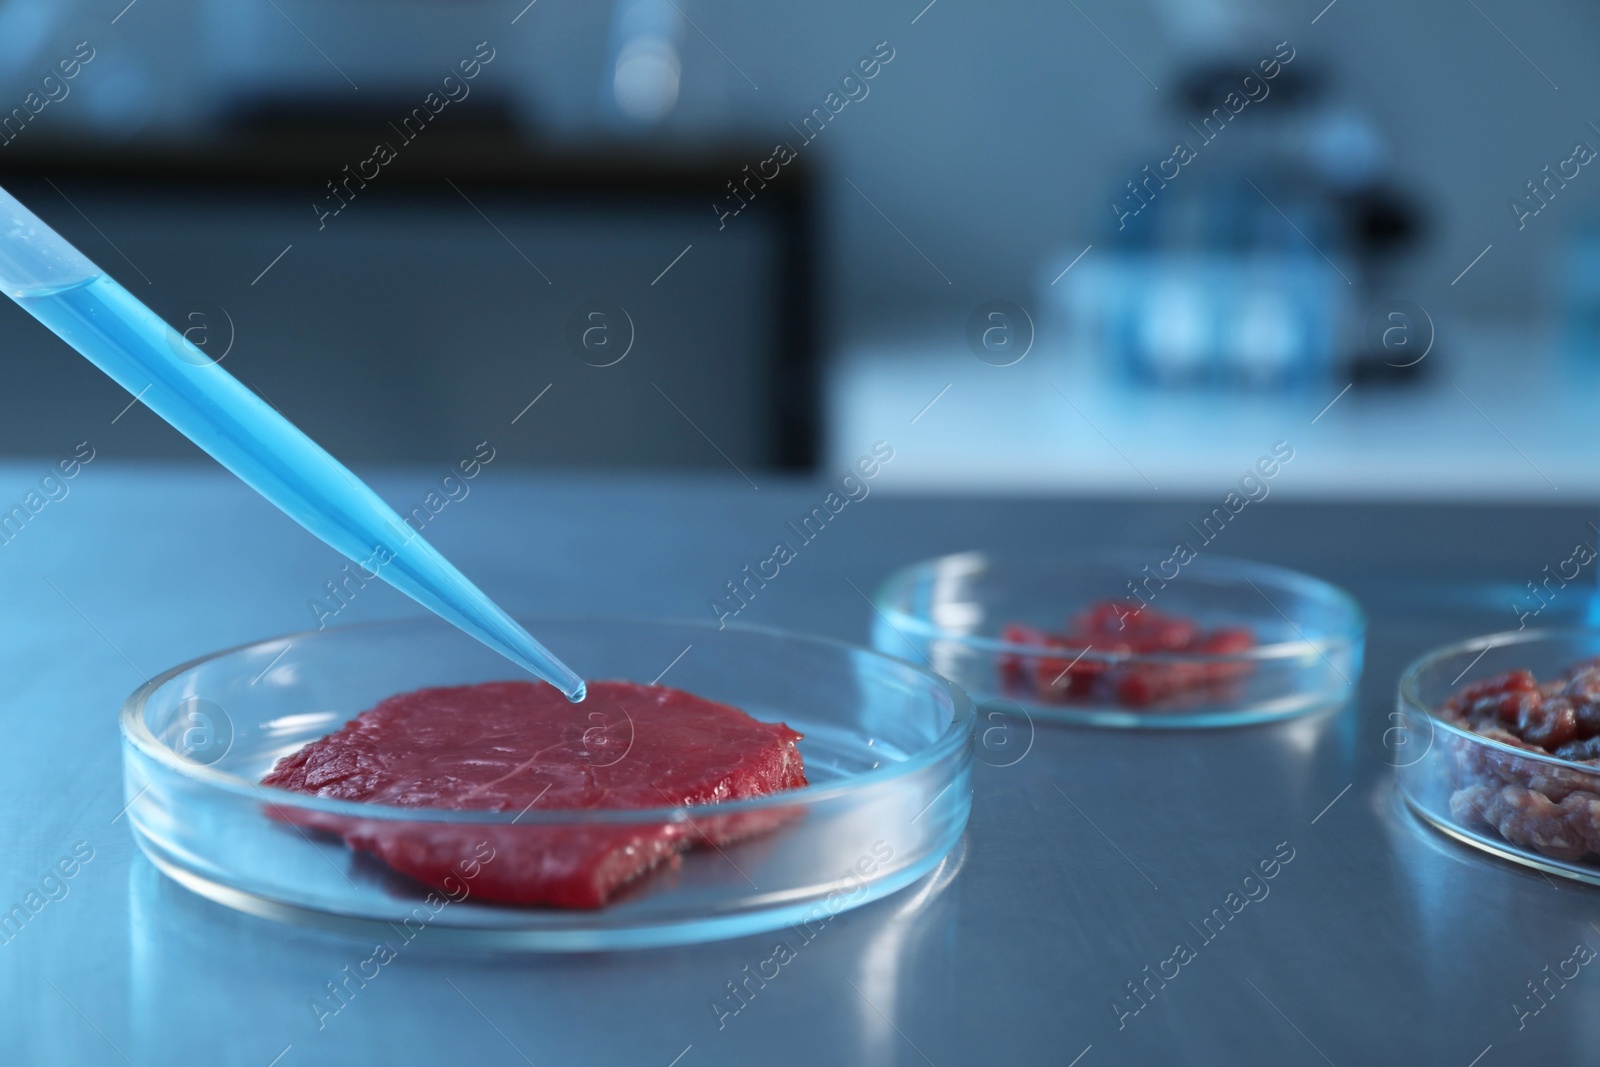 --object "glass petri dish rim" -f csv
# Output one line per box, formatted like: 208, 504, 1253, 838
120, 614, 977, 827
1397, 626, 1600, 776
873, 548, 1366, 667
